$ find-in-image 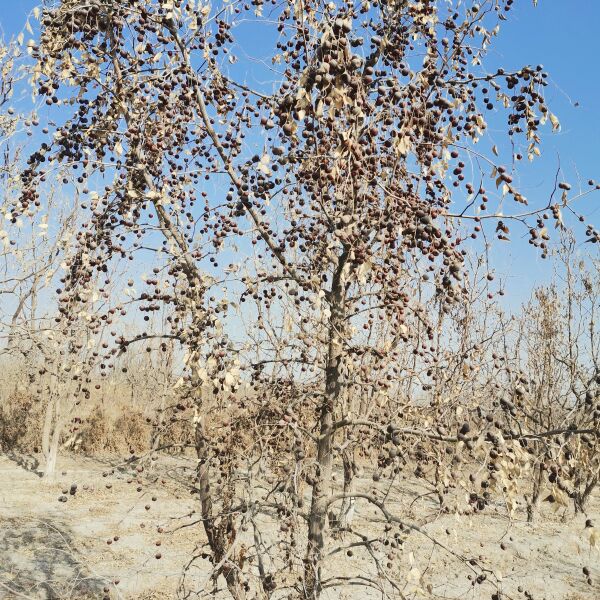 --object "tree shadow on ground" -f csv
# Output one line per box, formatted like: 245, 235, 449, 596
0, 517, 107, 599
3, 450, 43, 477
